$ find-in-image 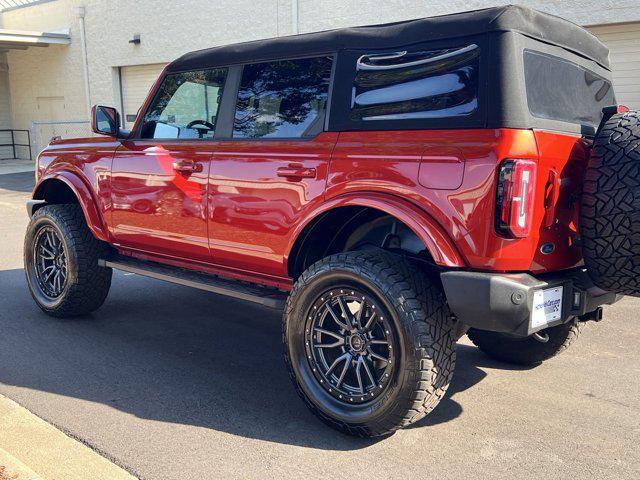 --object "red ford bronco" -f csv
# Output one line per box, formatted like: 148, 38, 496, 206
24, 6, 639, 437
